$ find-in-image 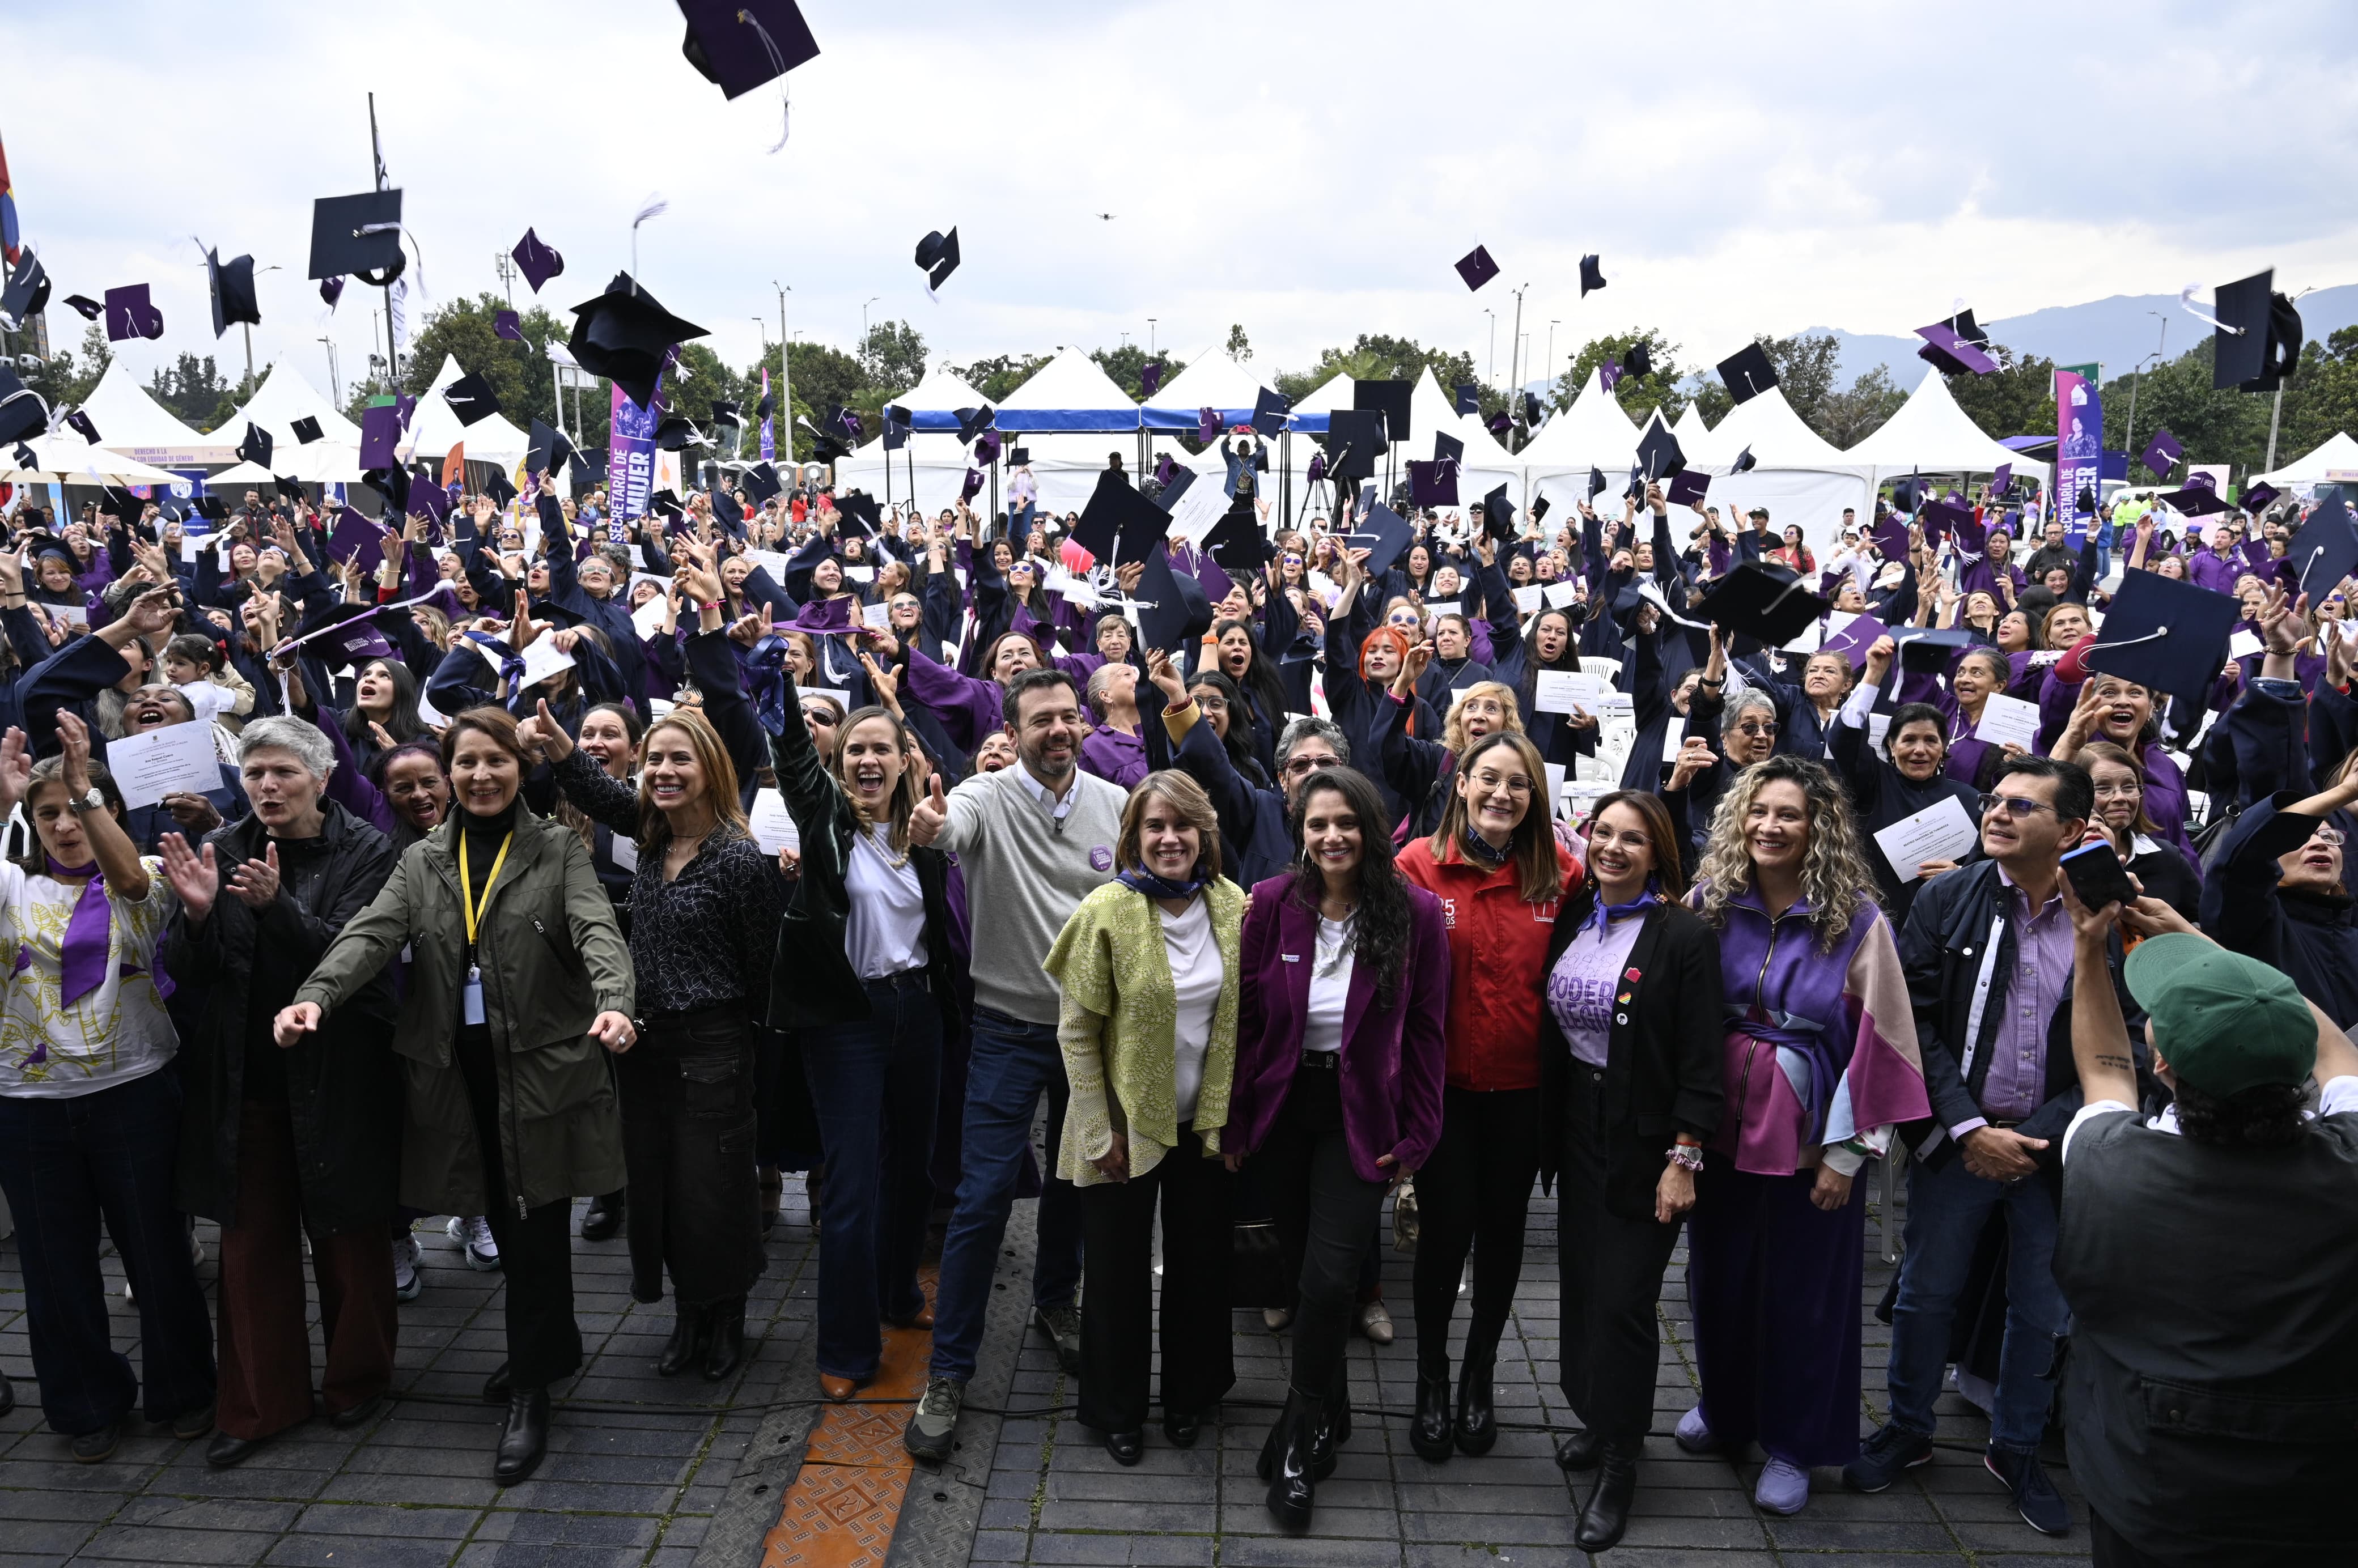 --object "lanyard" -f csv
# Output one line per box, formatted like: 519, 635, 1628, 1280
458, 833, 513, 950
